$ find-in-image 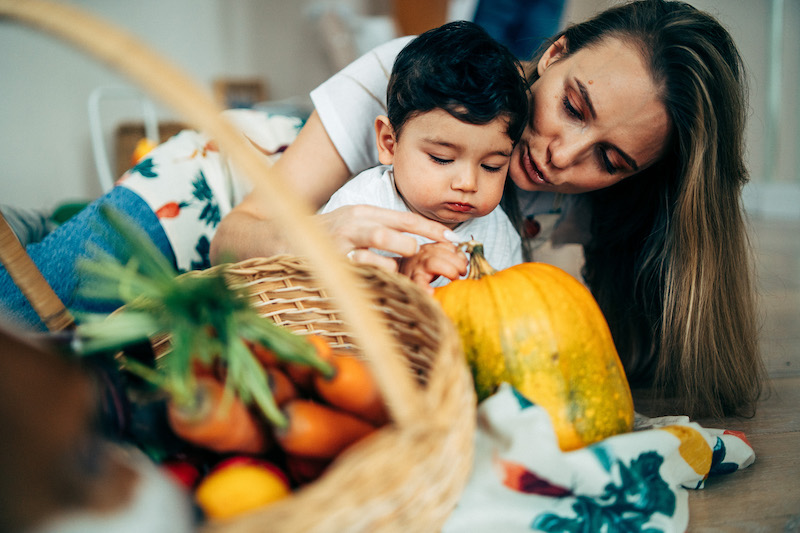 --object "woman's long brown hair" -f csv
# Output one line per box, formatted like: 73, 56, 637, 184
520, 0, 765, 419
